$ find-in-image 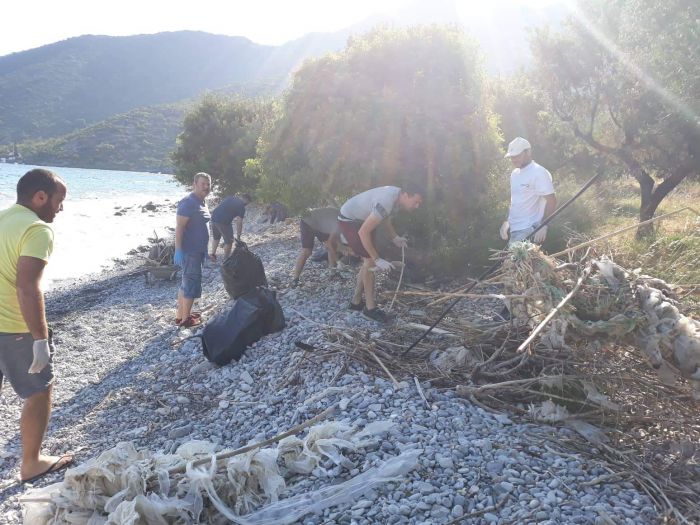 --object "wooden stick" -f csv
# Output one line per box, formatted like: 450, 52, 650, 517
387, 290, 535, 300
167, 406, 336, 475
366, 347, 401, 389
516, 264, 594, 353
388, 245, 405, 311
414, 376, 431, 408
550, 207, 698, 258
